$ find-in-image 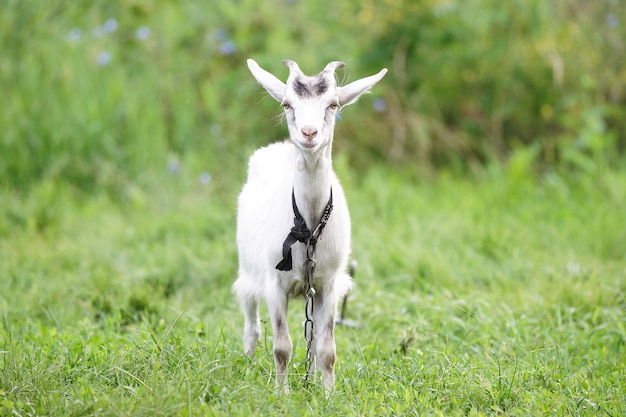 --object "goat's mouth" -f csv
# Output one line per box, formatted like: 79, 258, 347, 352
295, 139, 318, 150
